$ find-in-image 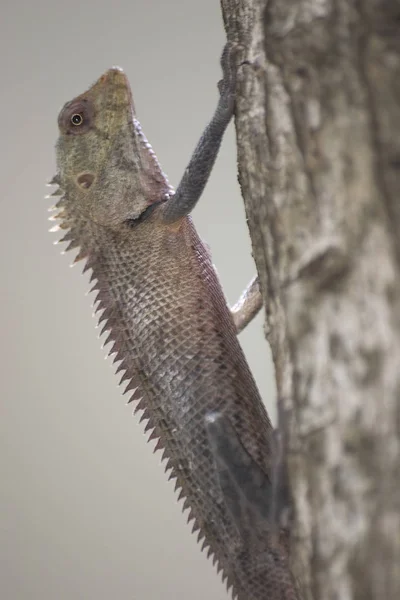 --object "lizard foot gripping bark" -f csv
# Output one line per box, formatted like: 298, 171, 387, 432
50, 44, 298, 600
